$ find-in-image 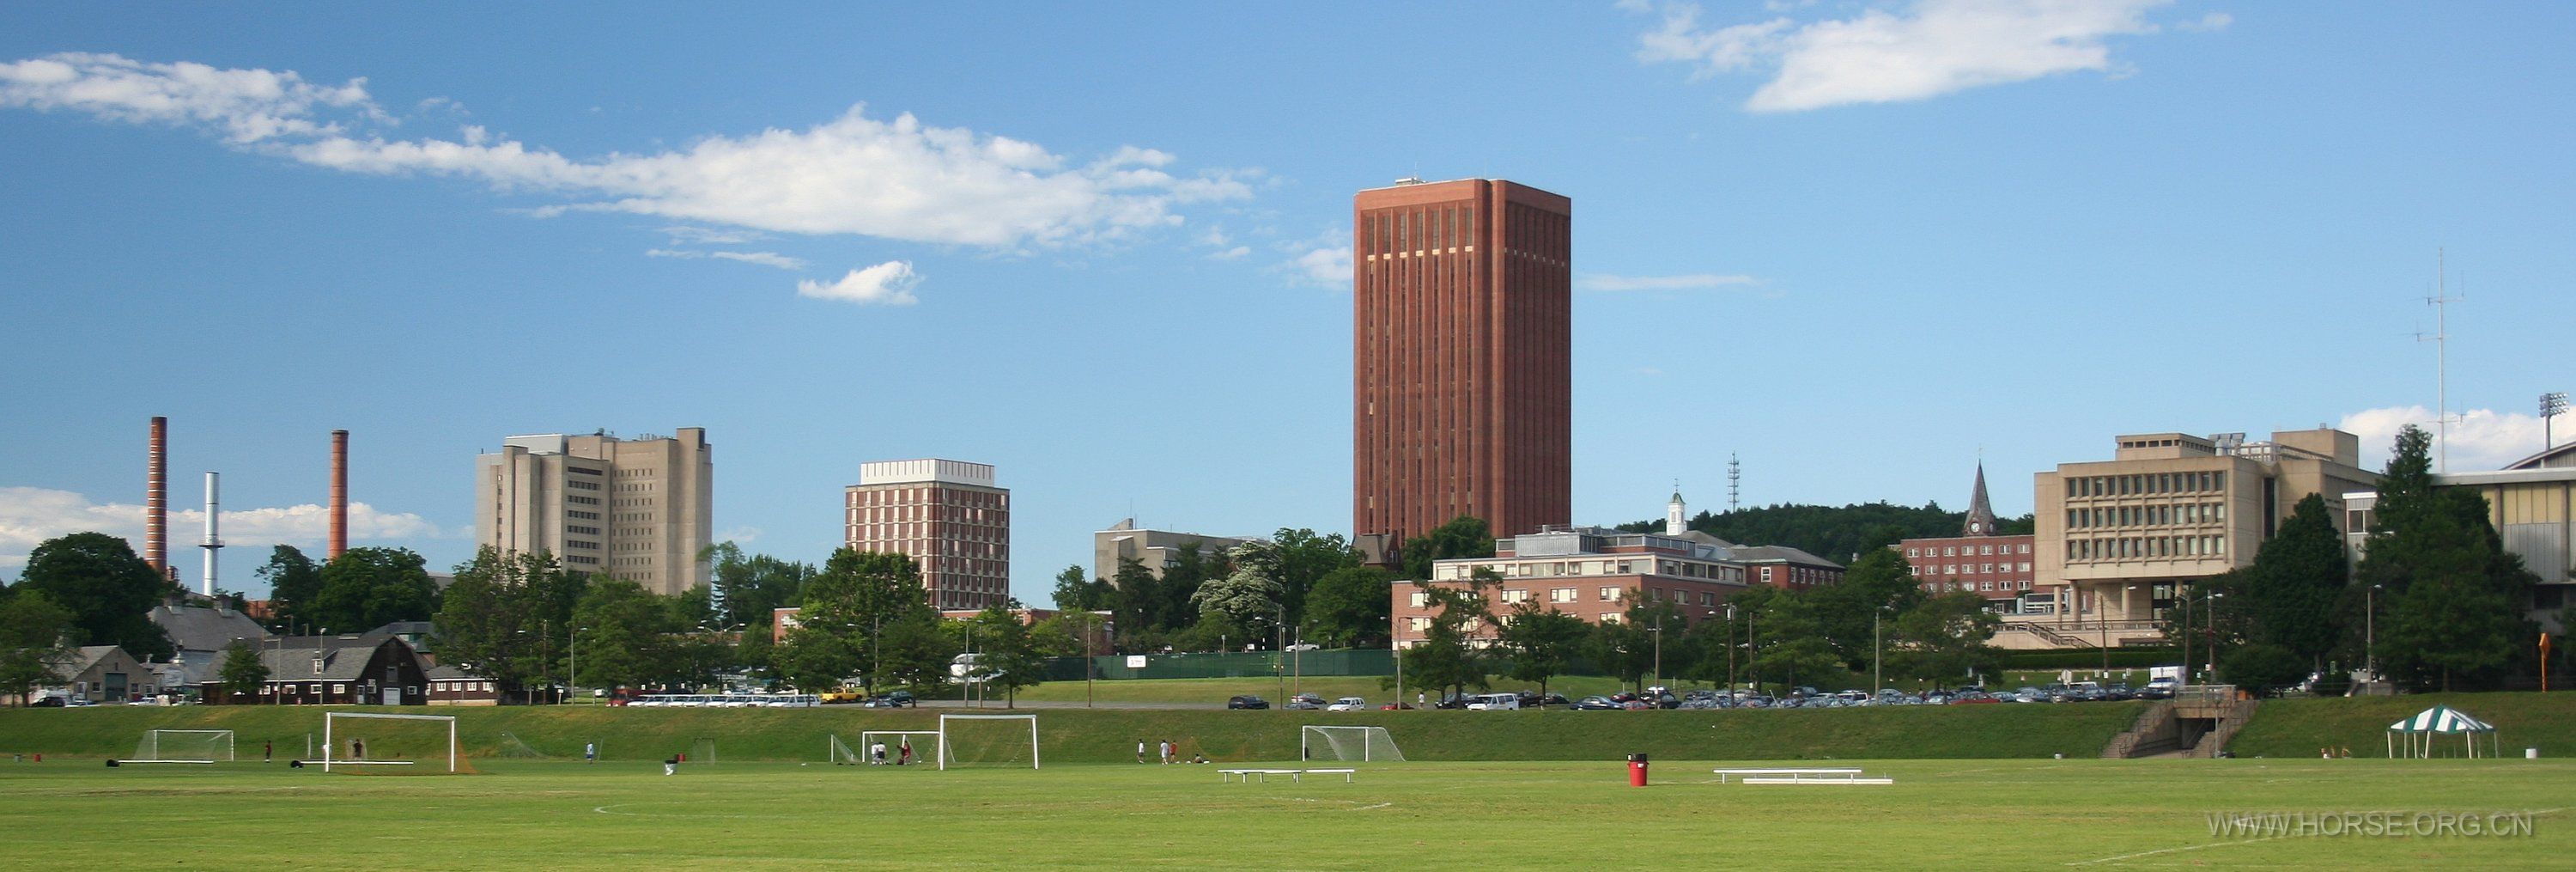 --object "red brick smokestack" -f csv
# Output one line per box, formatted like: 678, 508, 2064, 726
147, 416, 168, 576
329, 430, 349, 558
